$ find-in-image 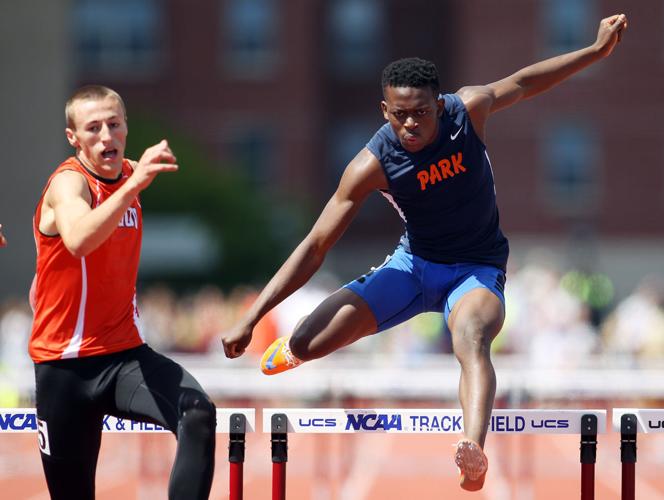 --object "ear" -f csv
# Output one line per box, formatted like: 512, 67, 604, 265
436, 95, 444, 117
381, 100, 389, 121
65, 128, 79, 148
